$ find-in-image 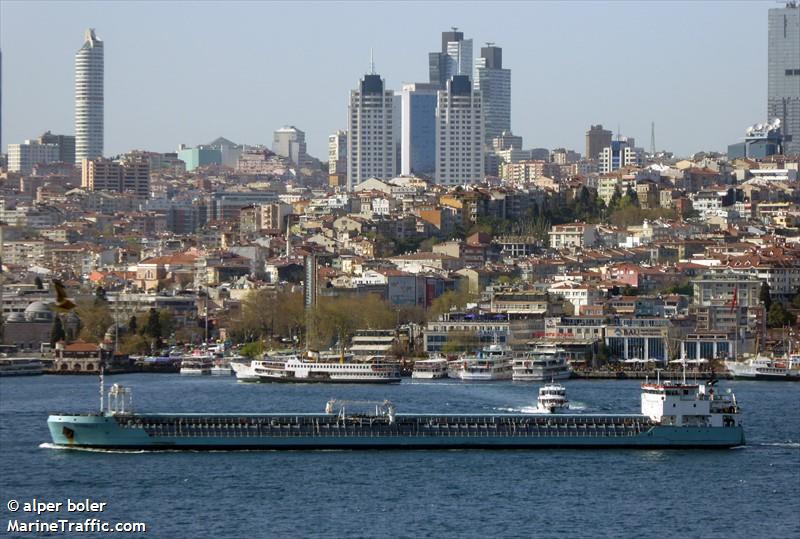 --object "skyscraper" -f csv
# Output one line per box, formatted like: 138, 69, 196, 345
347, 73, 398, 189
435, 75, 484, 186
768, 3, 800, 156
585, 125, 613, 160
75, 28, 104, 164
400, 83, 438, 178
474, 44, 511, 145
429, 29, 473, 89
